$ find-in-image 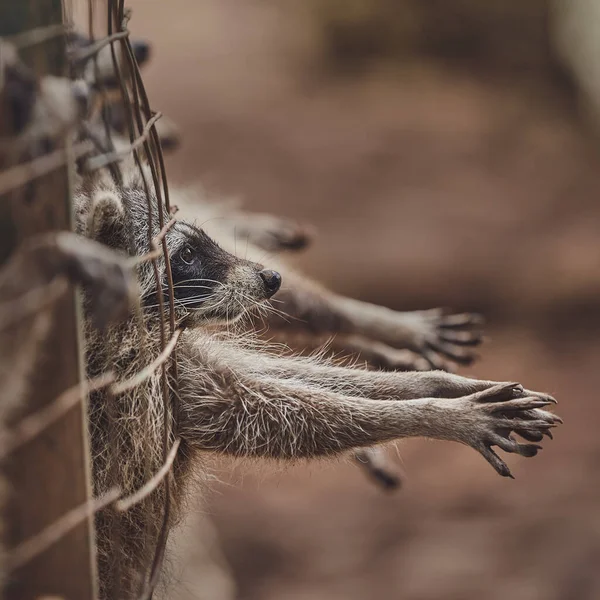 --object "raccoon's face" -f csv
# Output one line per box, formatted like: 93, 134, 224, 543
79, 168, 280, 327
163, 221, 281, 325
